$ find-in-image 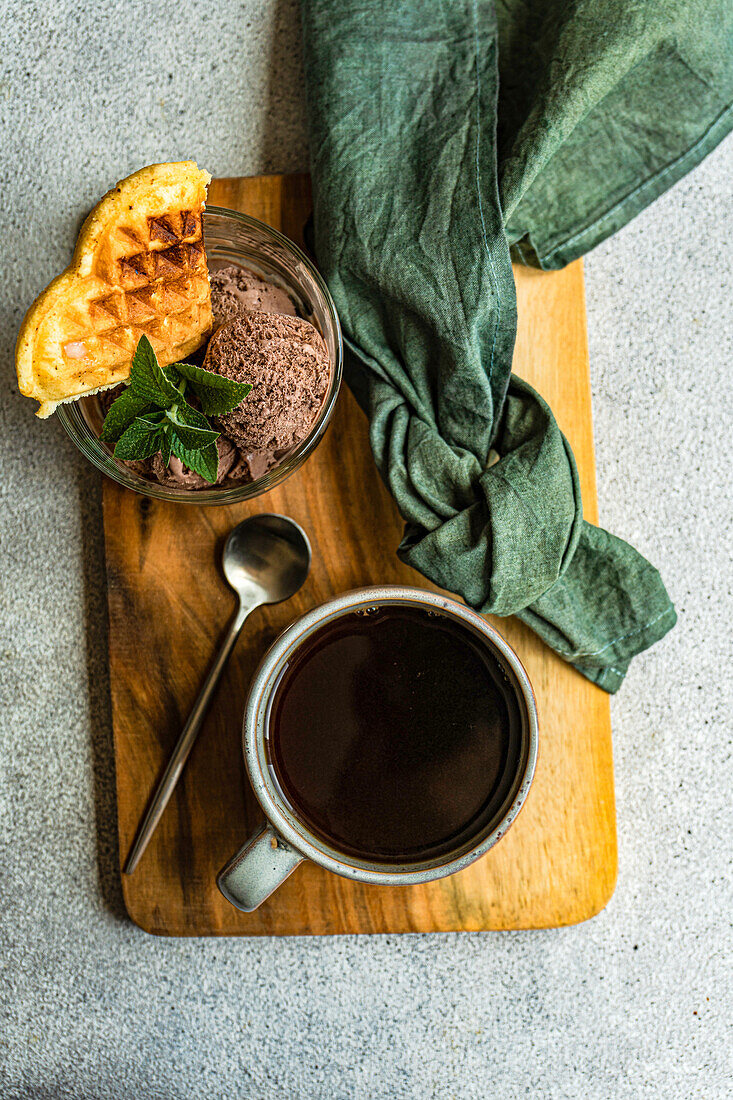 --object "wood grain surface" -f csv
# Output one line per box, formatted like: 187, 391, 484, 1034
103, 173, 617, 935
